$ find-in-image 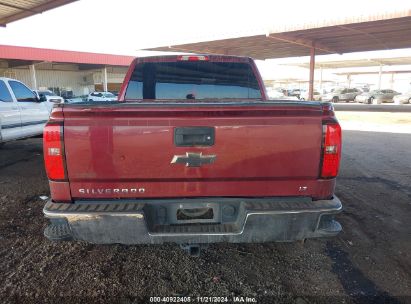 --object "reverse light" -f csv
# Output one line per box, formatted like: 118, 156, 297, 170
325, 145, 337, 154
177, 55, 209, 61
48, 147, 61, 156
43, 123, 66, 180
320, 122, 342, 178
